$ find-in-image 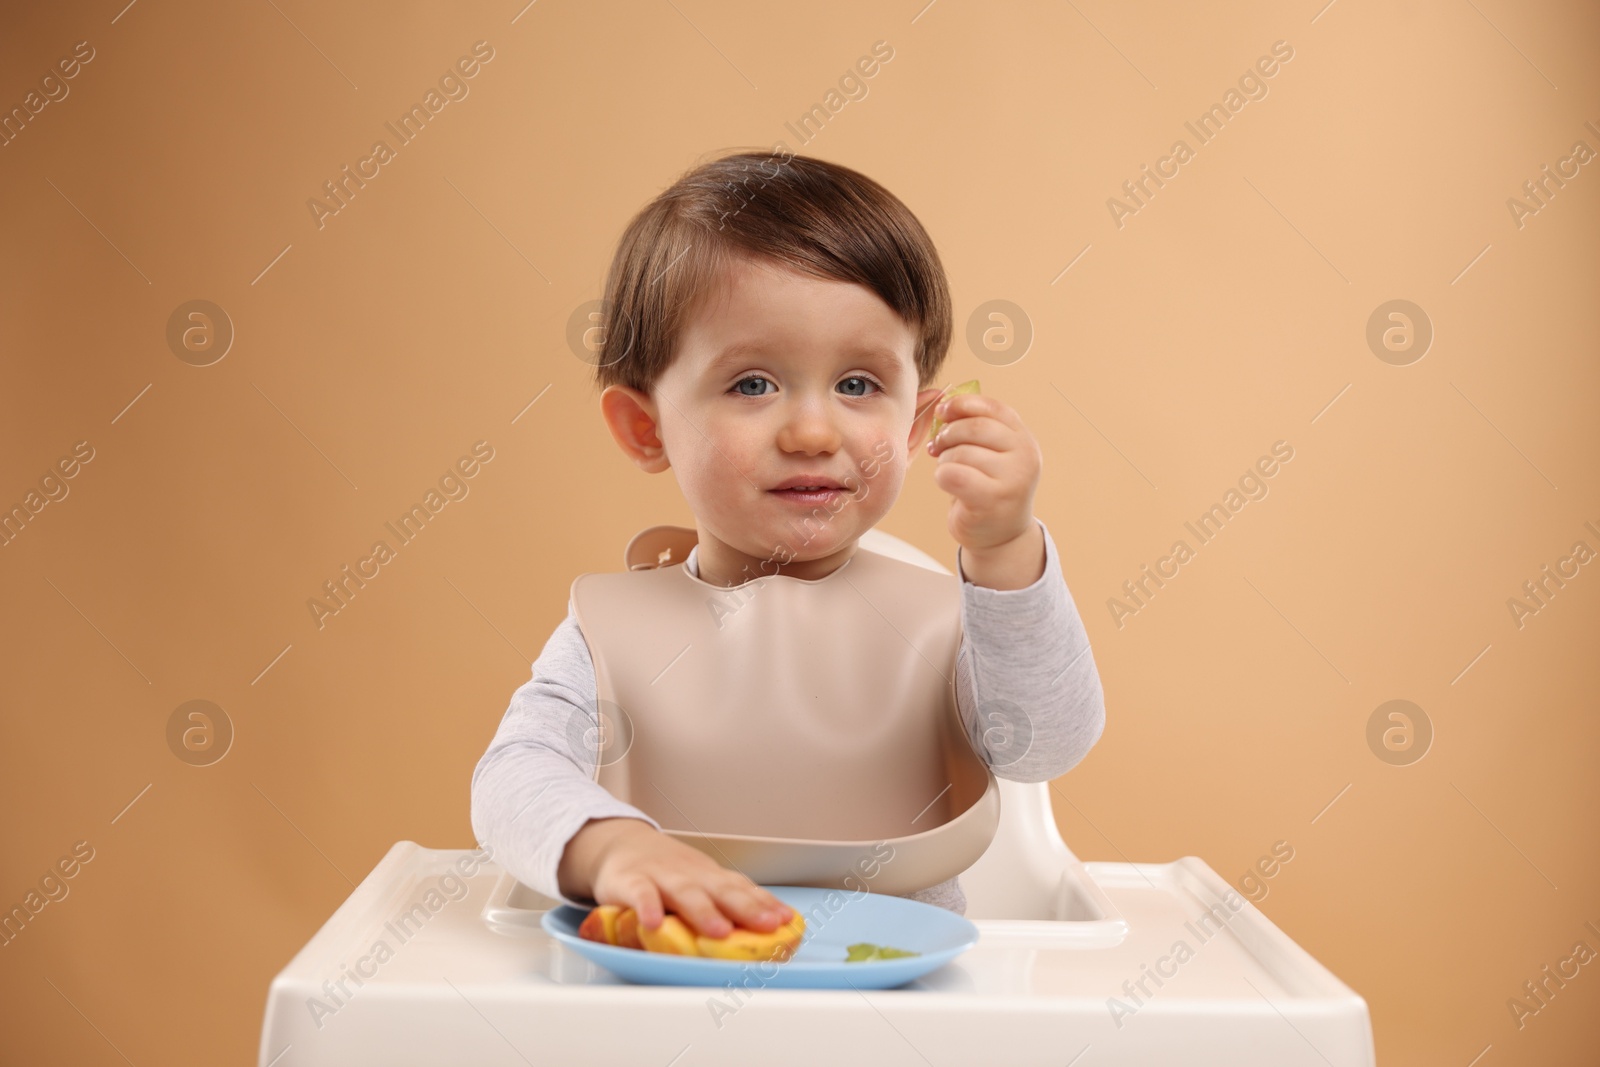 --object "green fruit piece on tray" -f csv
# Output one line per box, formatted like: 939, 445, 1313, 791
929, 379, 980, 440
844, 942, 922, 962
